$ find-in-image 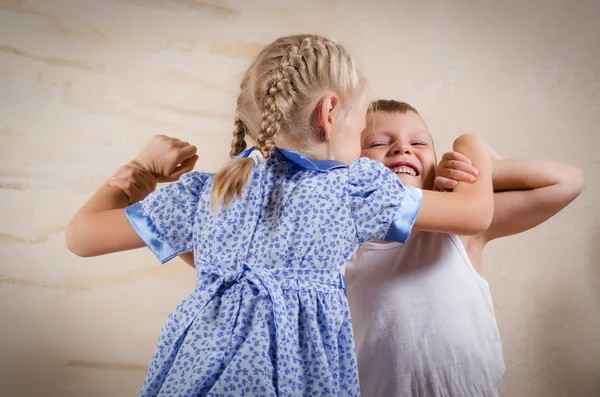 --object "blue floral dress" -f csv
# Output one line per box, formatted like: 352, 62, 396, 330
125, 147, 422, 396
